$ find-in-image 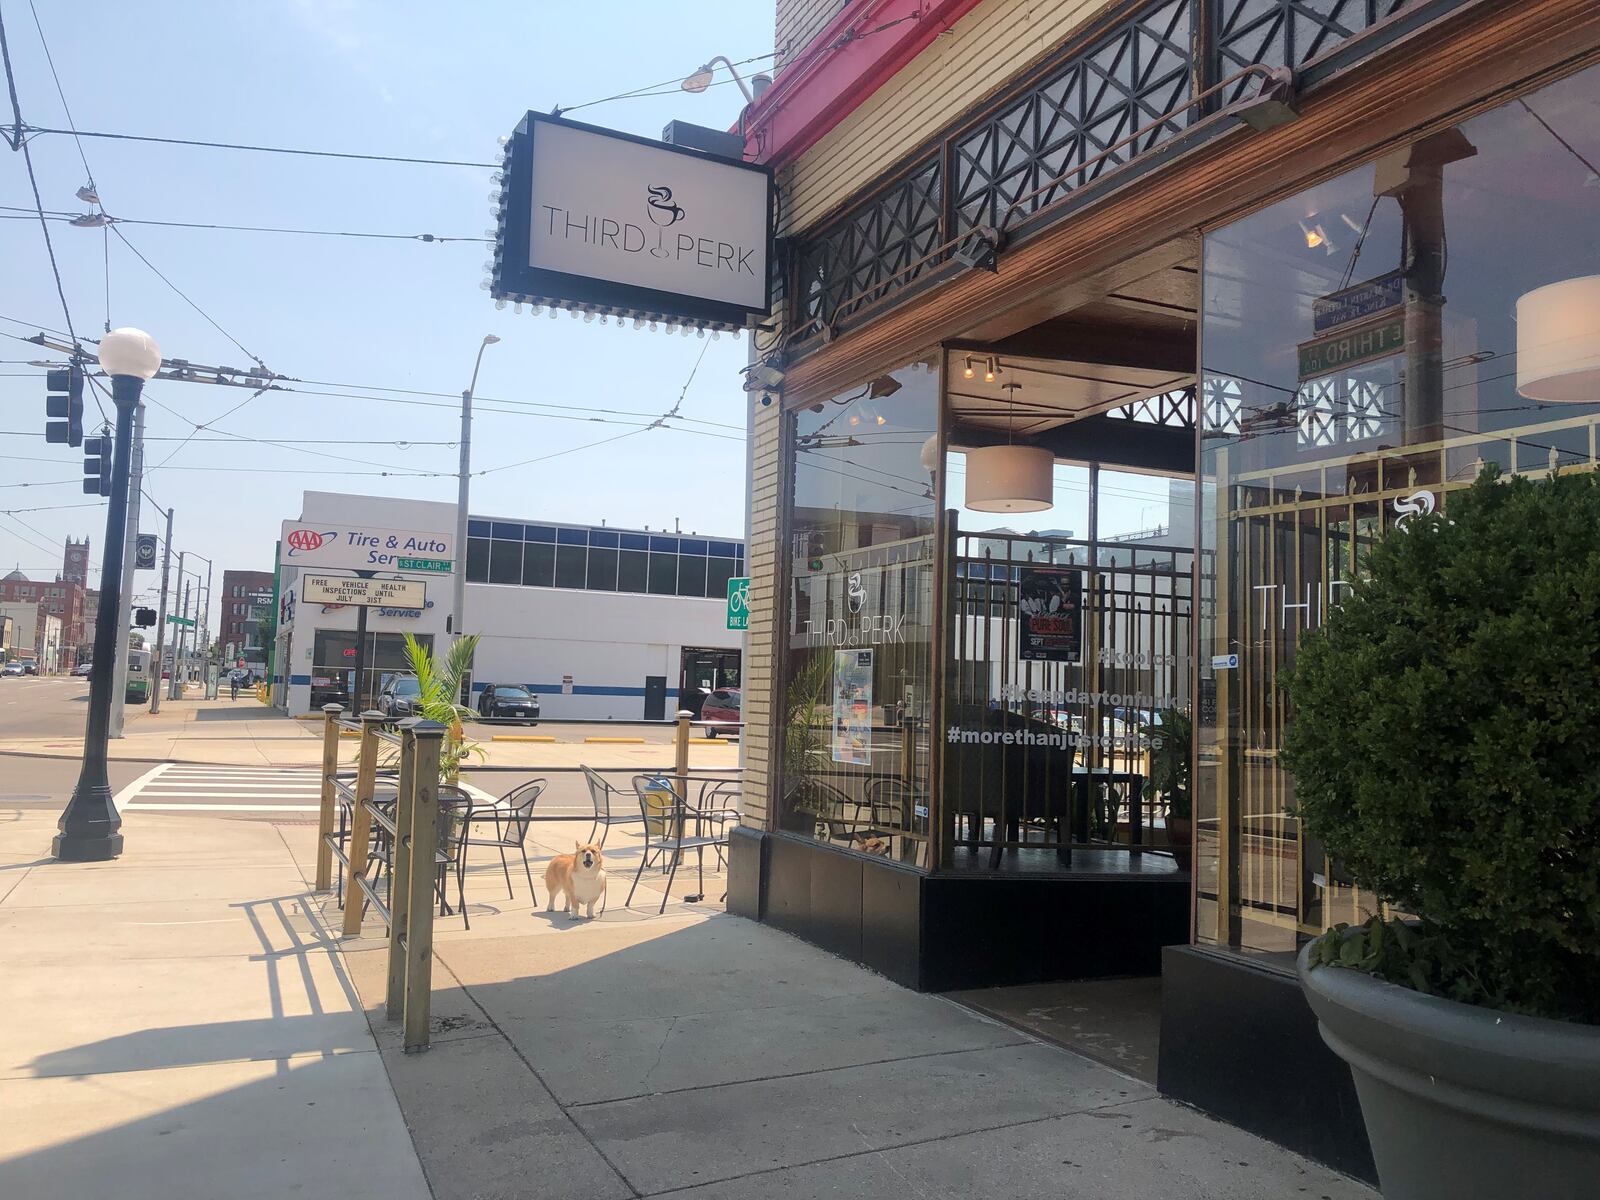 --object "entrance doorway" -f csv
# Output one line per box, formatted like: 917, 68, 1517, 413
643, 675, 667, 721
678, 646, 740, 717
